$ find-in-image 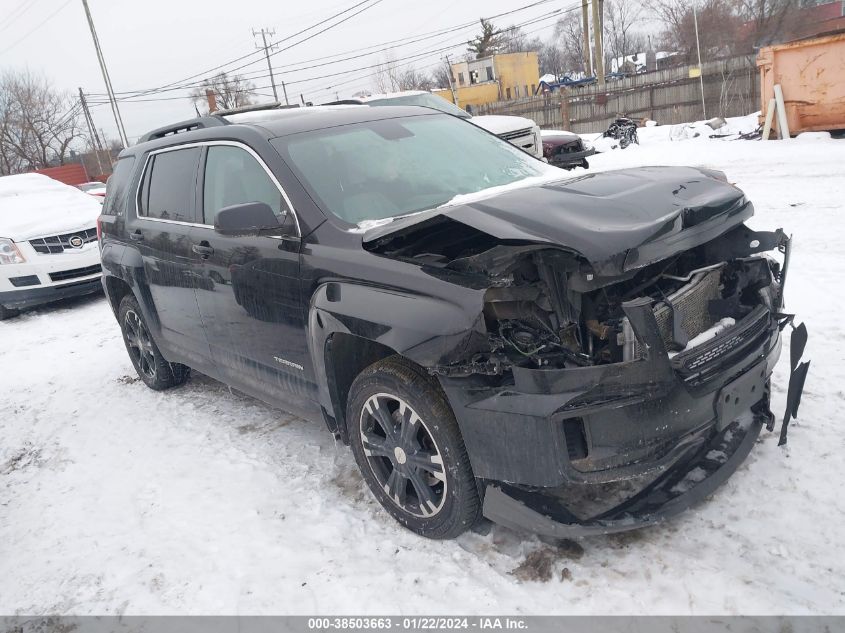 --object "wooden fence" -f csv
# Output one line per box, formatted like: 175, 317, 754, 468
475, 56, 760, 133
